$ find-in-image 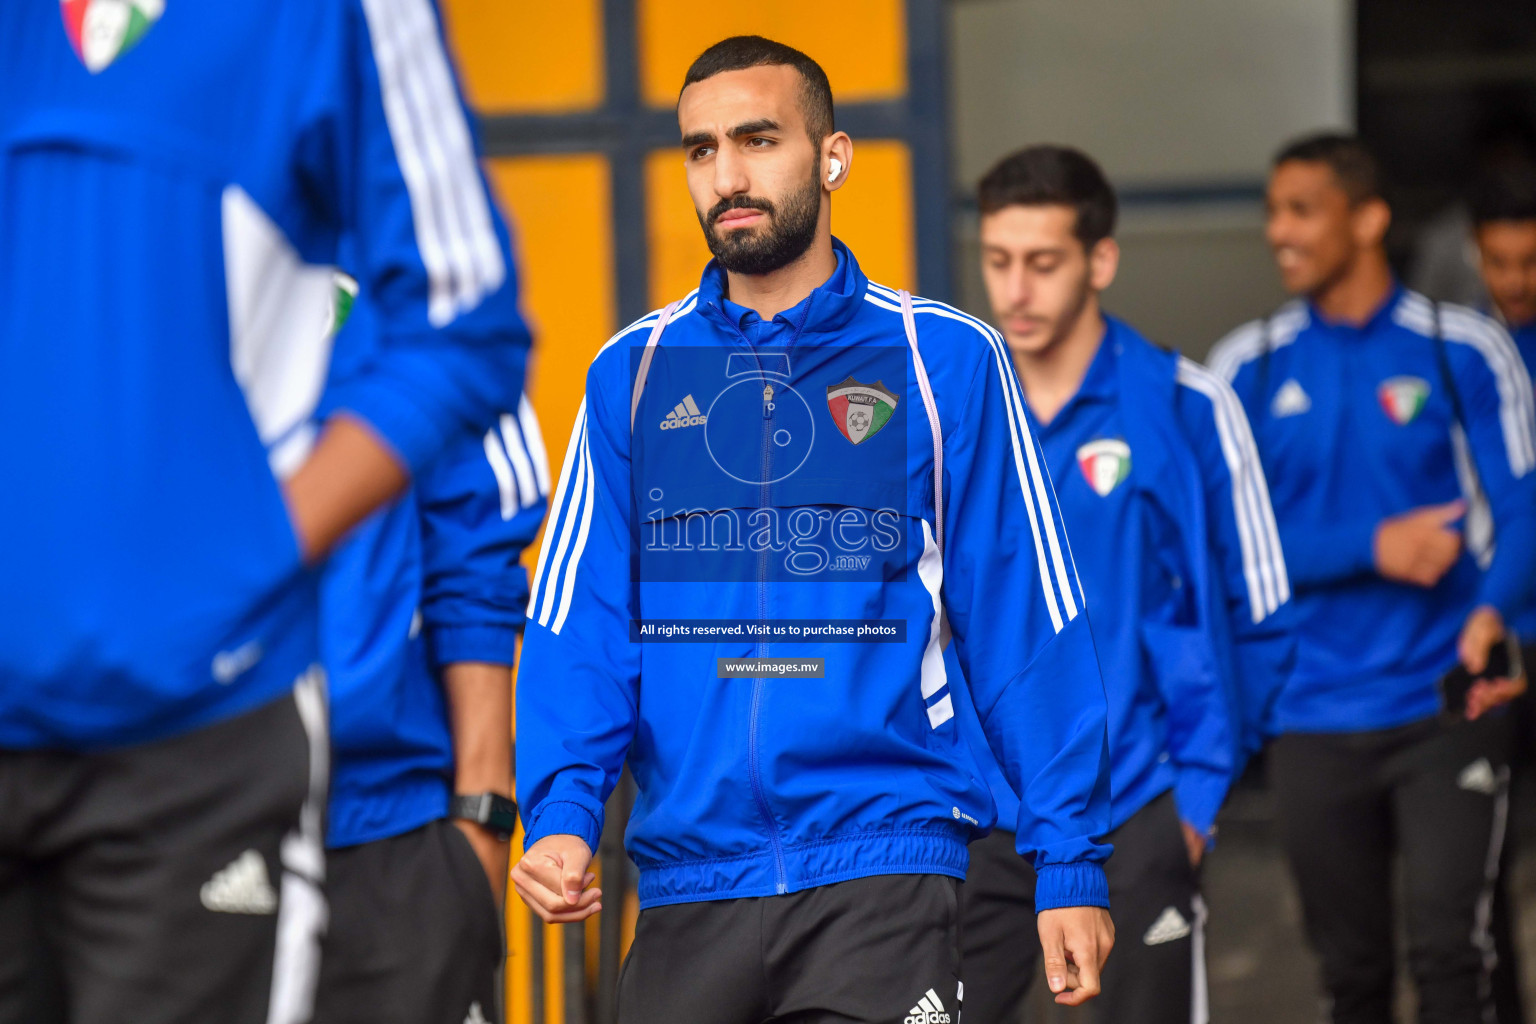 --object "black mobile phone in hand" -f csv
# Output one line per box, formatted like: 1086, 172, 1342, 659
1439, 632, 1523, 719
